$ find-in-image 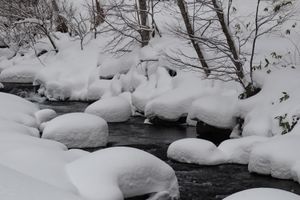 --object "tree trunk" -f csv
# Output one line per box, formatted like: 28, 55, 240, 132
211, 0, 244, 78
138, 0, 150, 47
177, 0, 210, 77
